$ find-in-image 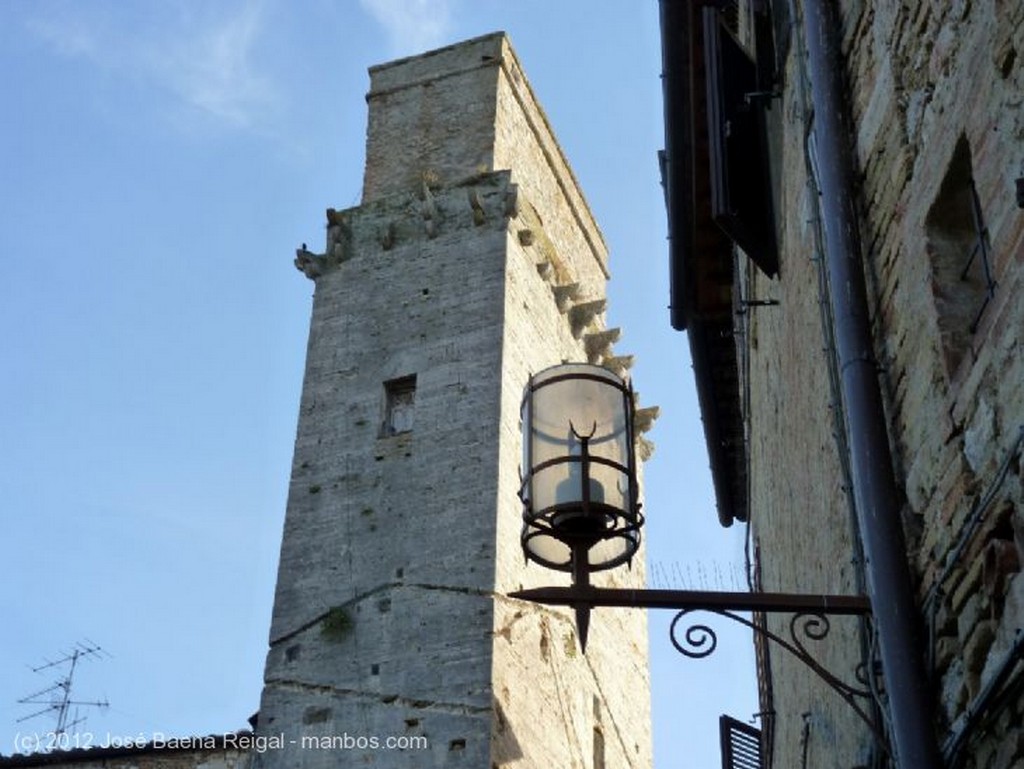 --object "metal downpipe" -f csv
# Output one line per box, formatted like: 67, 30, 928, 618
801, 2, 941, 766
